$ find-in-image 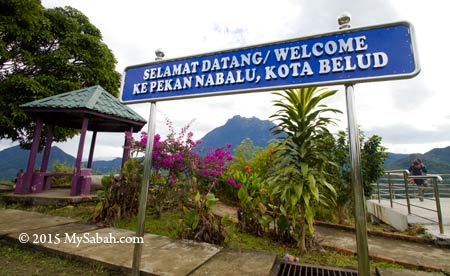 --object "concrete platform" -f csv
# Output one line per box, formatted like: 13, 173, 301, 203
367, 198, 450, 242
2, 207, 450, 274
376, 267, 445, 276
0, 208, 276, 276
315, 225, 450, 272
0, 184, 13, 192
0, 188, 97, 206
0, 209, 78, 237
190, 248, 277, 276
